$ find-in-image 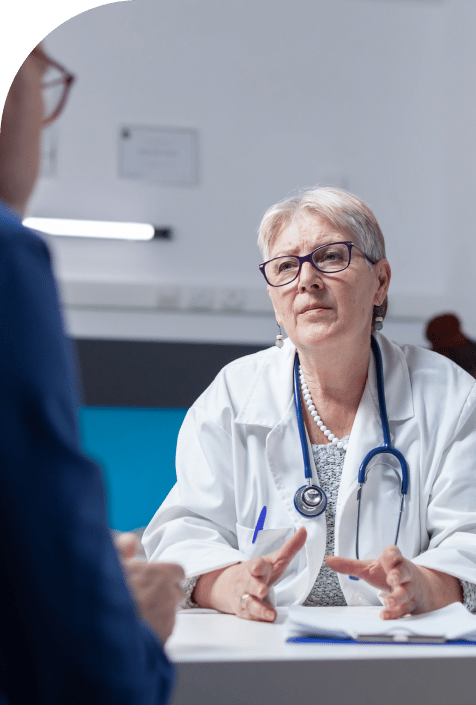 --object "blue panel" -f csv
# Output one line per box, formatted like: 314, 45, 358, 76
79, 407, 188, 531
